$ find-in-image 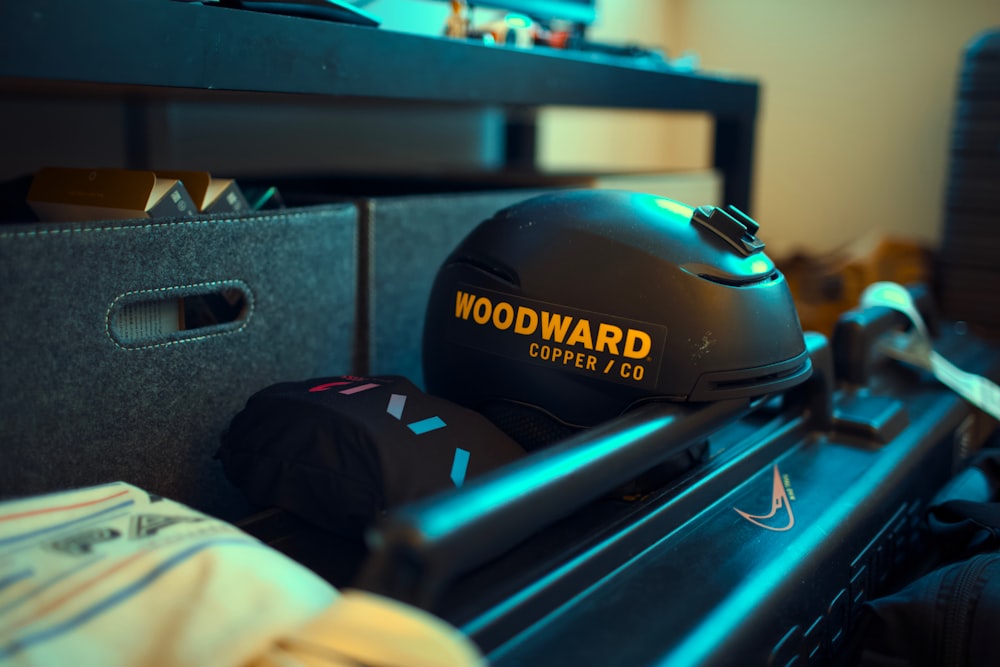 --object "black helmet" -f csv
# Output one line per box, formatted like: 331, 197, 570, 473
422, 189, 811, 448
